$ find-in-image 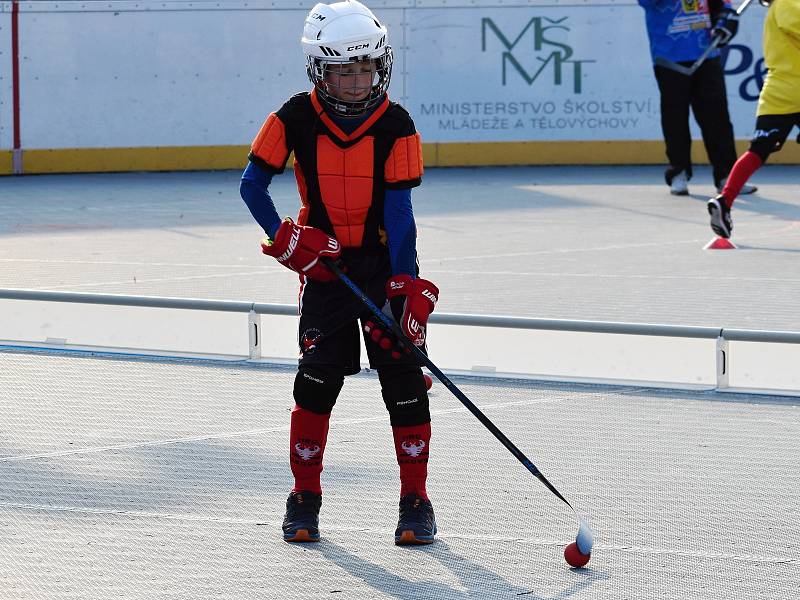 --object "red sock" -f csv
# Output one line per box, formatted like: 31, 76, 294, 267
392, 422, 431, 499
722, 151, 762, 207
289, 405, 330, 495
